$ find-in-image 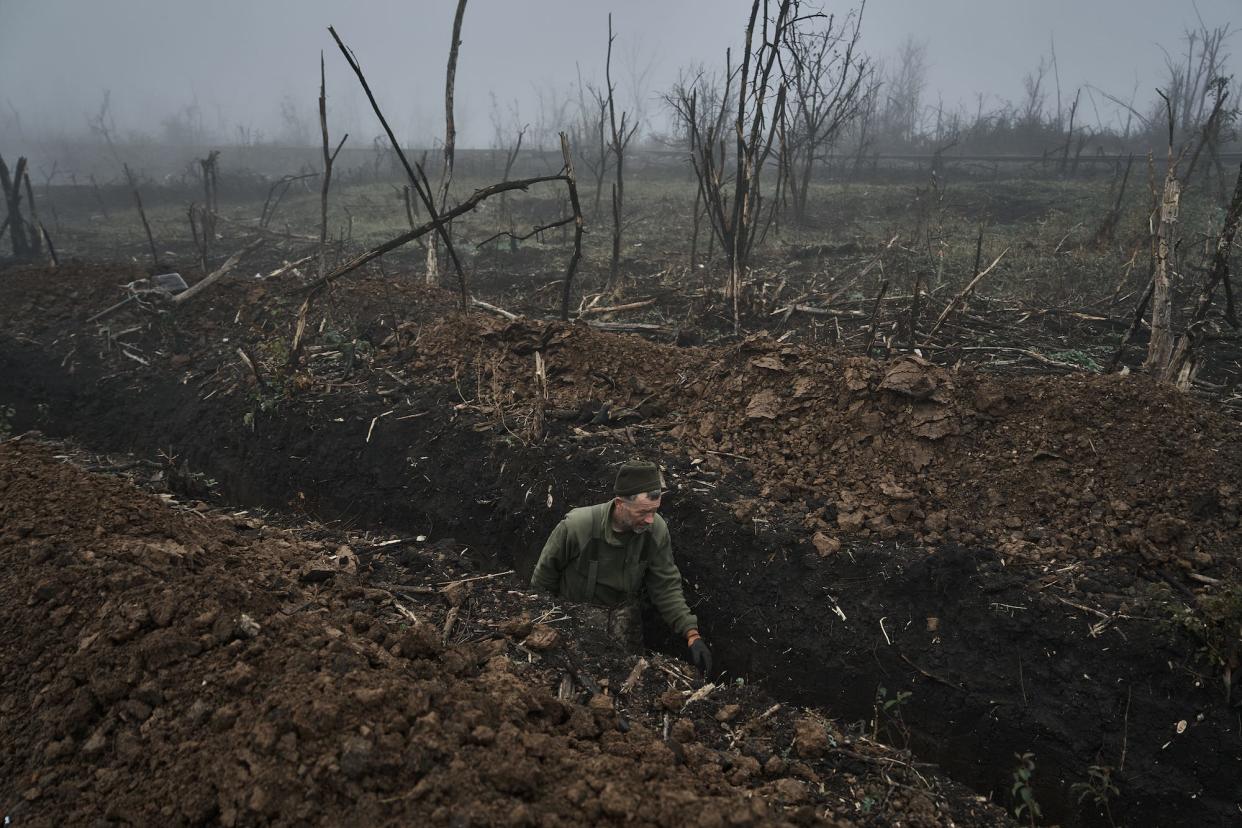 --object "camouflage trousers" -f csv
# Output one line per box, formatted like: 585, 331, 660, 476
574, 602, 643, 654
